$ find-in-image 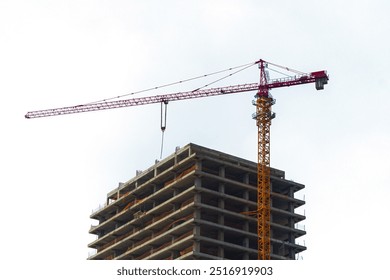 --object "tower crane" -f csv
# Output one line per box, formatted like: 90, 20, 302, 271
25, 59, 329, 260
